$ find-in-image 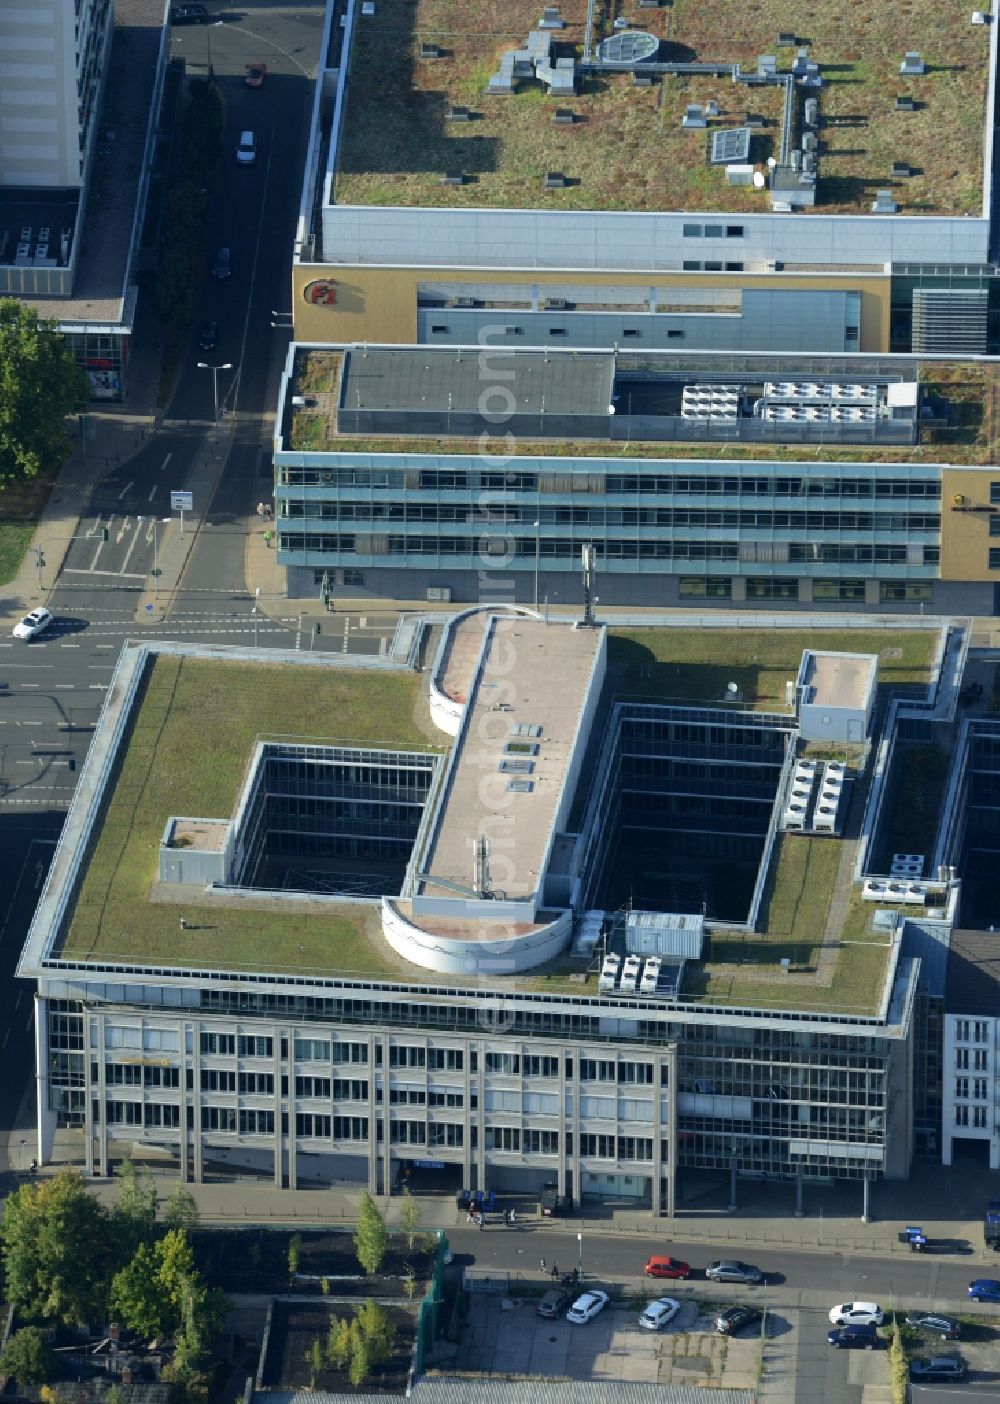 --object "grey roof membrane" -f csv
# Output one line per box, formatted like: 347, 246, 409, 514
340, 347, 615, 418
